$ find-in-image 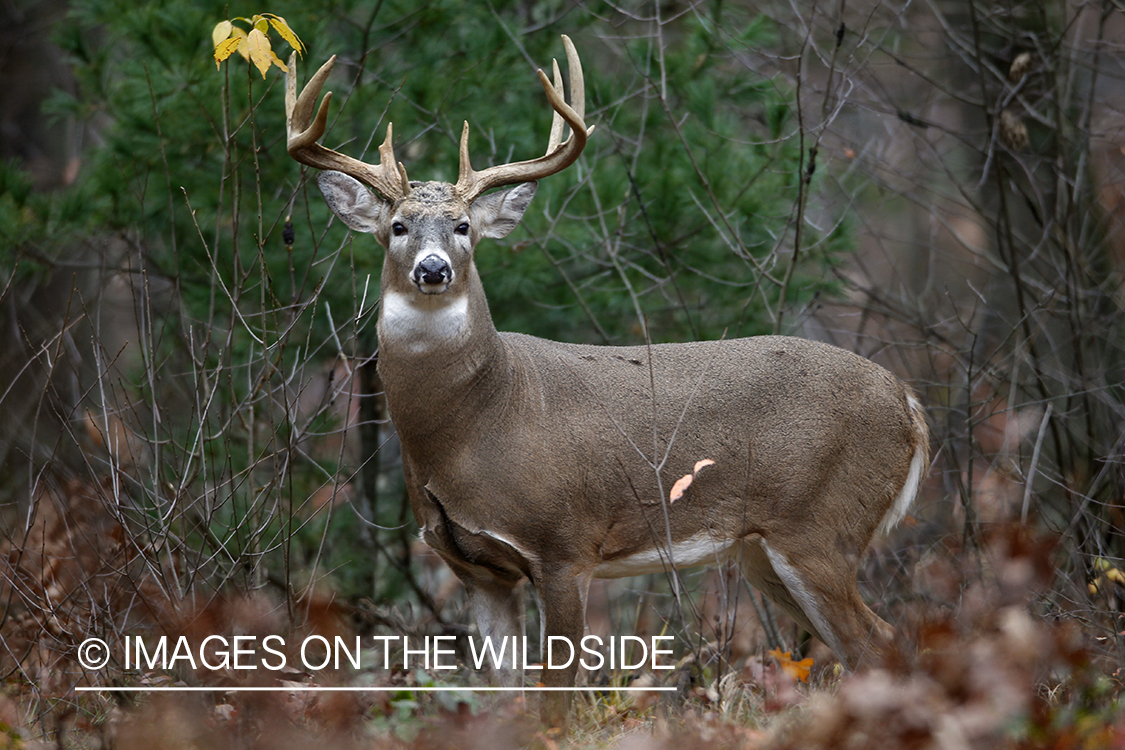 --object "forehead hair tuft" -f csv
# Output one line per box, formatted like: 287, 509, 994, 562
394, 181, 465, 214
